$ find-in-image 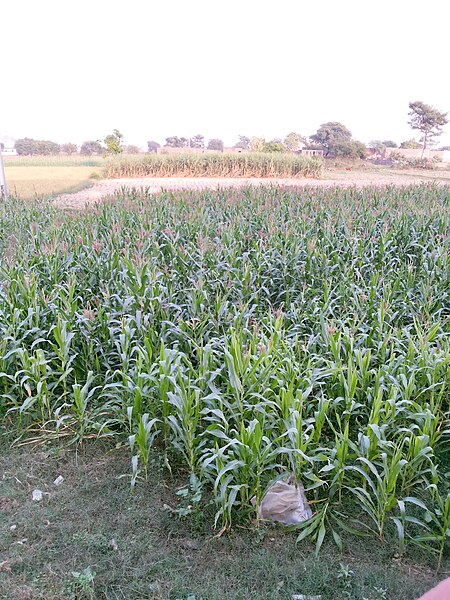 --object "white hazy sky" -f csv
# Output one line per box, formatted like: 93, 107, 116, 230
1, 0, 449, 149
